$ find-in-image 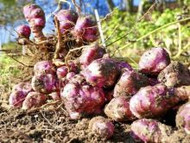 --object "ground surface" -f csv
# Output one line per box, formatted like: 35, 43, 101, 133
0, 105, 135, 143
